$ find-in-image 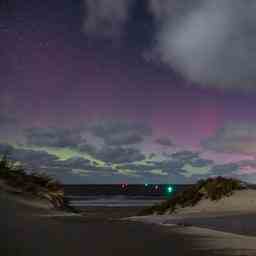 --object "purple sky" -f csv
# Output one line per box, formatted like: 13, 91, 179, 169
2, 1, 256, 183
